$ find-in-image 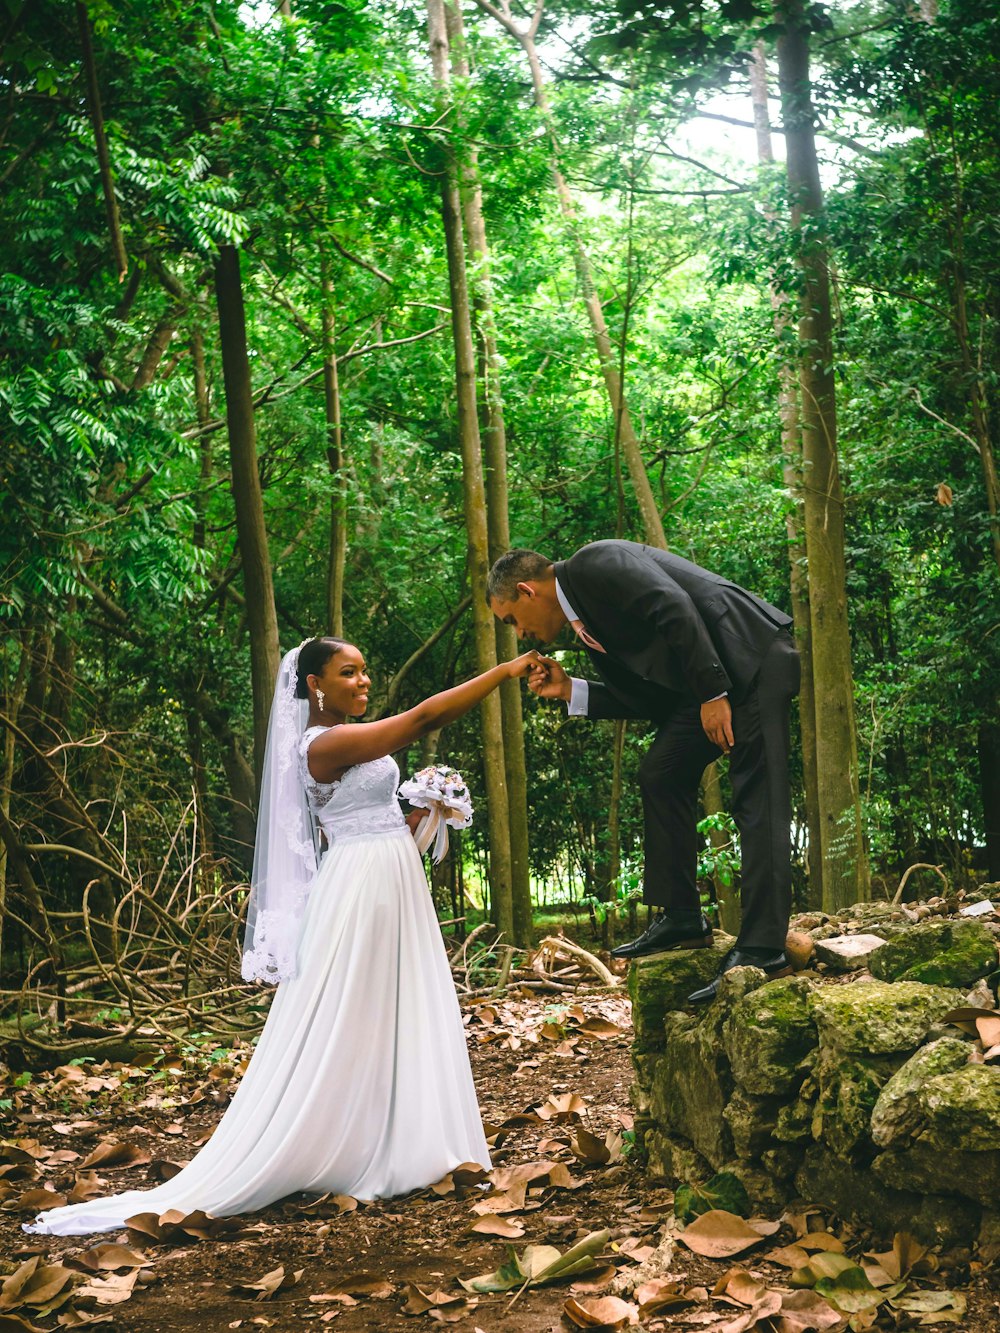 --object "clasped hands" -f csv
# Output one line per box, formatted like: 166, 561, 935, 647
523, 654, 735, 754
